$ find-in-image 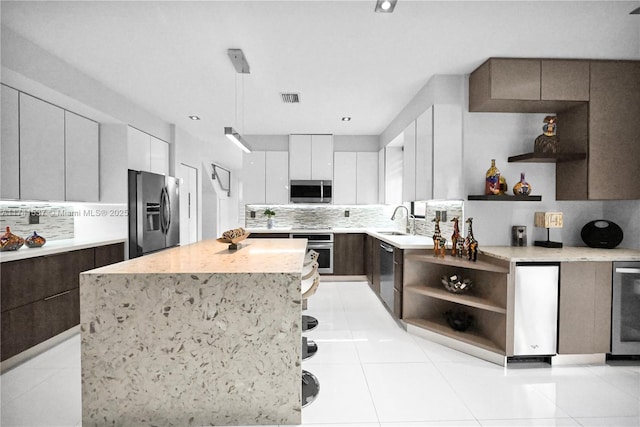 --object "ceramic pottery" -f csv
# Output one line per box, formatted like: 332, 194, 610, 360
512, 172, 532, 195
25, 231, 47, 248
0, 226, 25, 251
